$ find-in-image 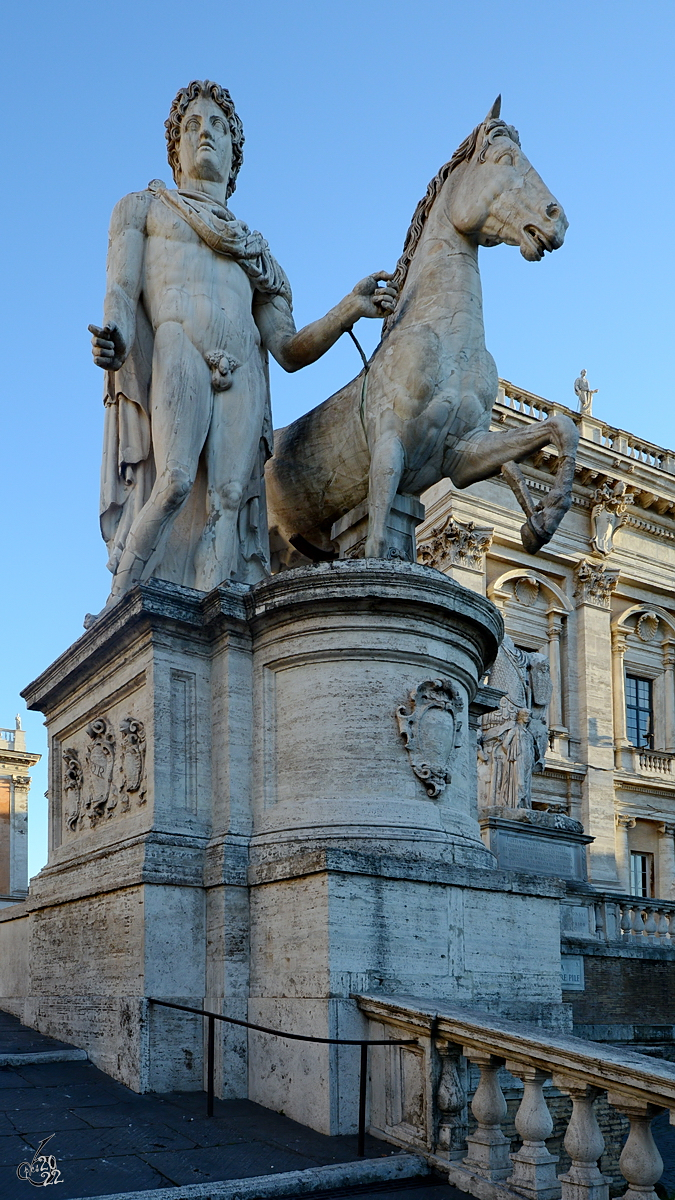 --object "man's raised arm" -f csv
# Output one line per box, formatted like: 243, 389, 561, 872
254, 272, 397, 373
89, 192, 150, 371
